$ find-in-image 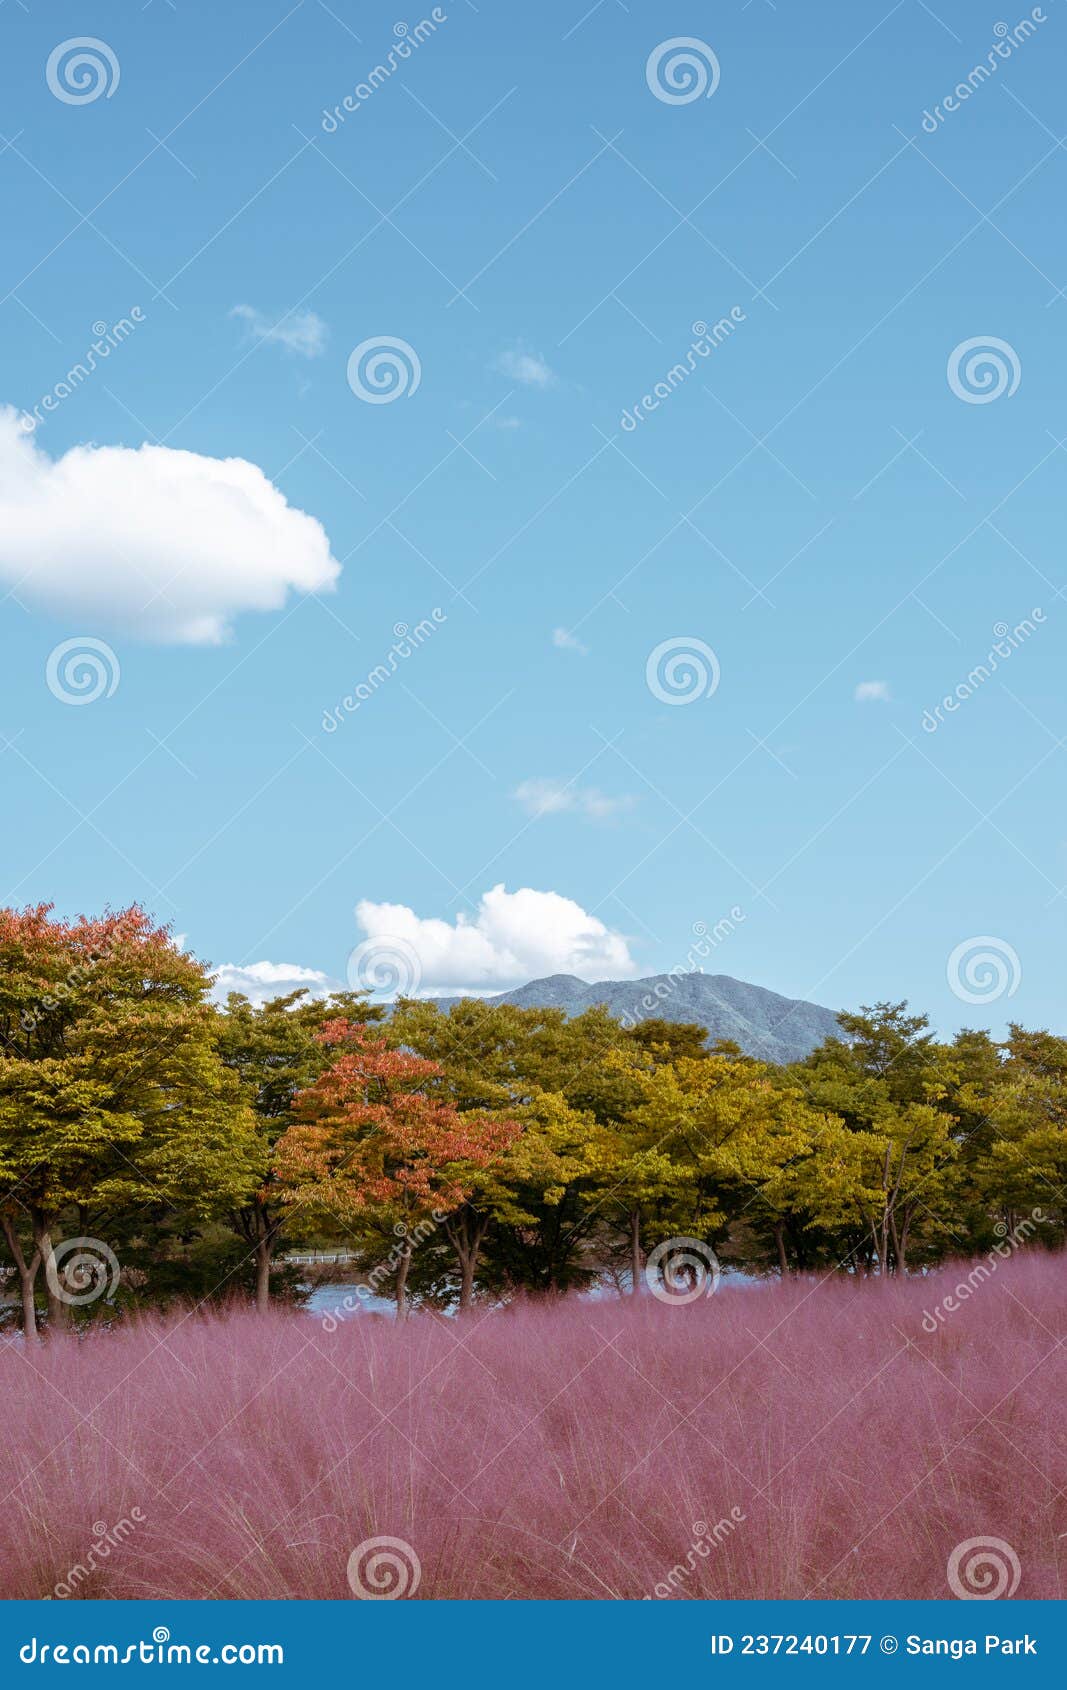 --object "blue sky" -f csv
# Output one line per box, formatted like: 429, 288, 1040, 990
0, 0, 1063, 1038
